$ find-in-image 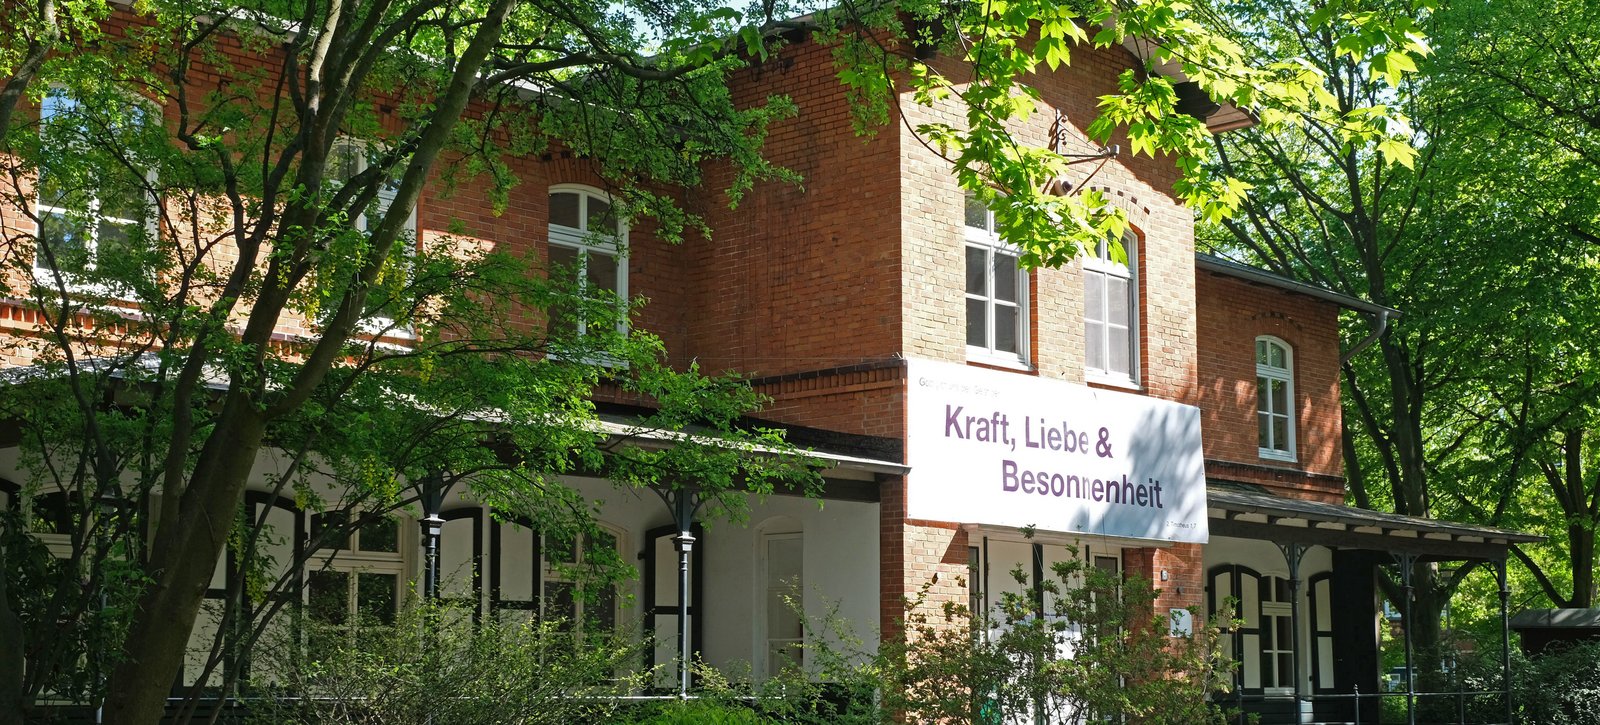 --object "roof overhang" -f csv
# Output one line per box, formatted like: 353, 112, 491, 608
1121, 38, 1256, 133
1196, 253, 1402, 318
1207, 486, 1540, 562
